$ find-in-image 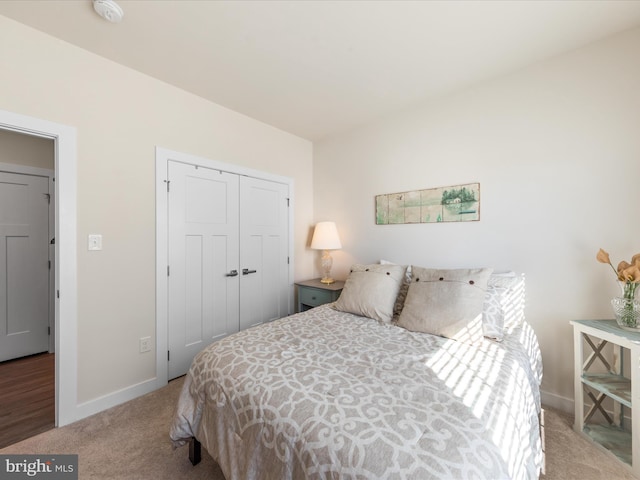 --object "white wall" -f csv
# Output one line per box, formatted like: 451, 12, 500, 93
0, 16, 314, 408
313, 27, 640, 412
0, 129, 54, 169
